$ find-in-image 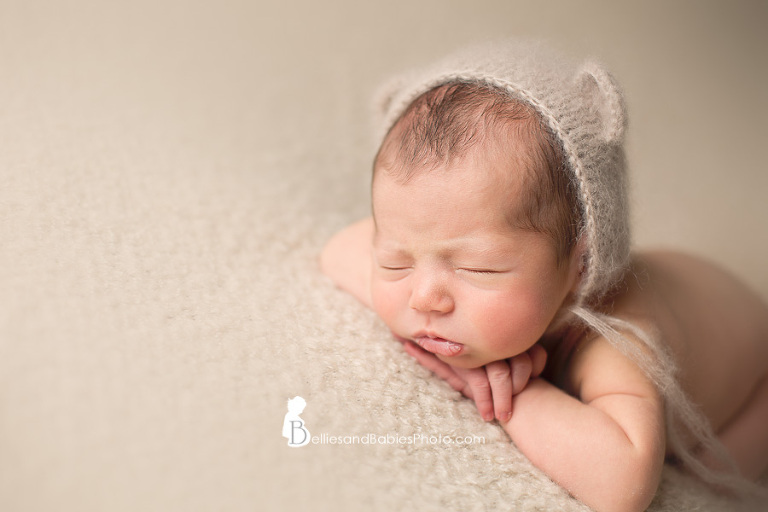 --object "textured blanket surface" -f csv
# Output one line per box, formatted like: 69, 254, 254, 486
2, 1, 767, 511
